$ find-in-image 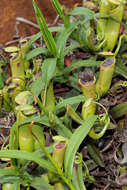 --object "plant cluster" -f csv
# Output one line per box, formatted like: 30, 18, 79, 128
0, 0, 127, 189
